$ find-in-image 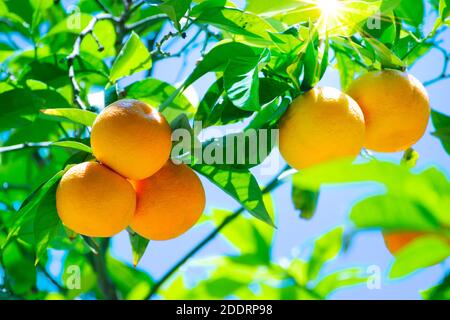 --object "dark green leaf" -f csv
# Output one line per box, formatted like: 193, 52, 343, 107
192, 164, 274, 226
34, 183, 61, 264
125, 78, 195, 122
2, 170, 65, 249
431, 109, 450, 154
147, 0, 191, 31
128, 230, 150, 267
